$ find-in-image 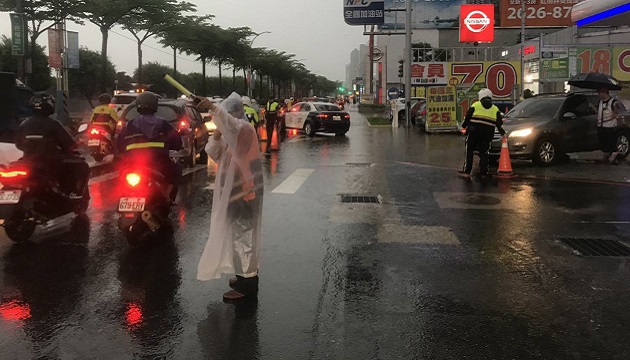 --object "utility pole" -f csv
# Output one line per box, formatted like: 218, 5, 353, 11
404, 0, 412, 127
520, 0, 526, 98
16, 0, 25, 82
369, 25, 375, 98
